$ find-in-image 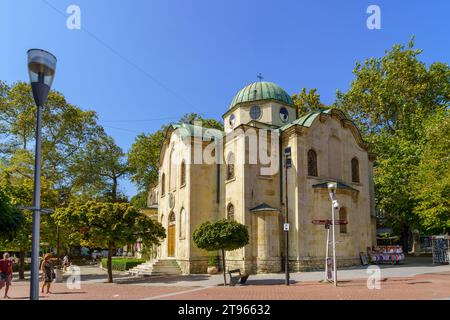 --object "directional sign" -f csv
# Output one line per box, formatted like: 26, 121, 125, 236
312, 219, 348, 225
